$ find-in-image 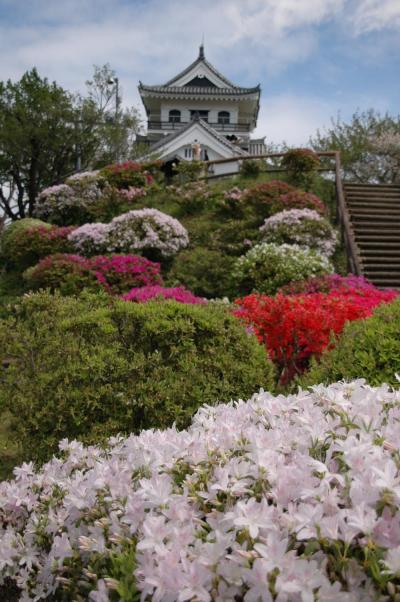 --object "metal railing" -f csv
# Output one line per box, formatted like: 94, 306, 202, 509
203, 151, 362, 276
147, 120, 251, 133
